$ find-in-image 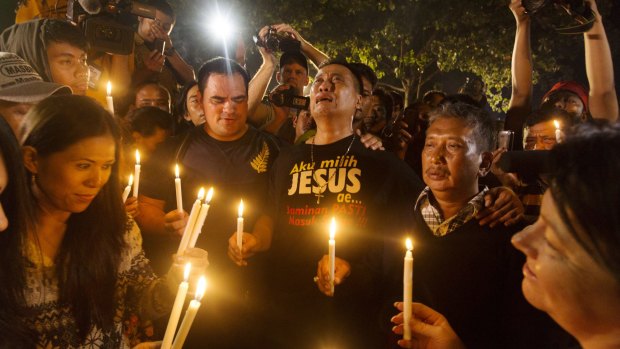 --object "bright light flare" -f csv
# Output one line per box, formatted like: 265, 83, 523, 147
195, 276, 207, 301
406, 238, 413, 251
238, 199, 244, 217
207, 7, 236, 42
205, 187, 214, 204
329, 217, 336, 240
183, 263, 191, 281
553, 120, 560, 130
